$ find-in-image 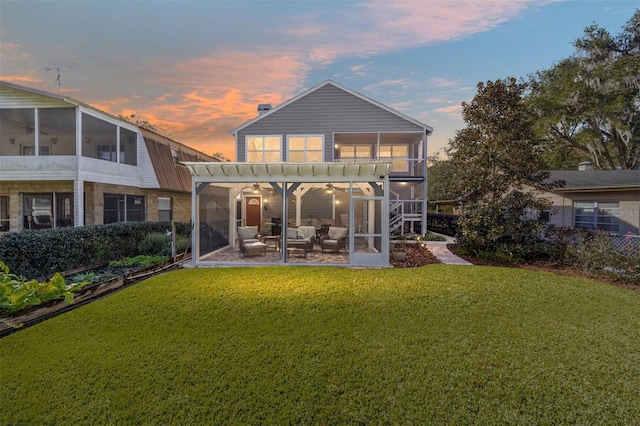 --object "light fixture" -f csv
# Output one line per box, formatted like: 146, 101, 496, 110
84, 136, 92, 144
9, 137, 15, 145
252, 183, 261, 194
325, 183, 335, 194
50, 137, 58, 145
263, 199, 268, 210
